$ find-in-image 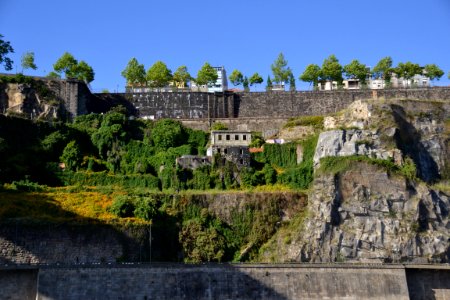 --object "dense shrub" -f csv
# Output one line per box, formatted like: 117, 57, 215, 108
109, 195, 135, 217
